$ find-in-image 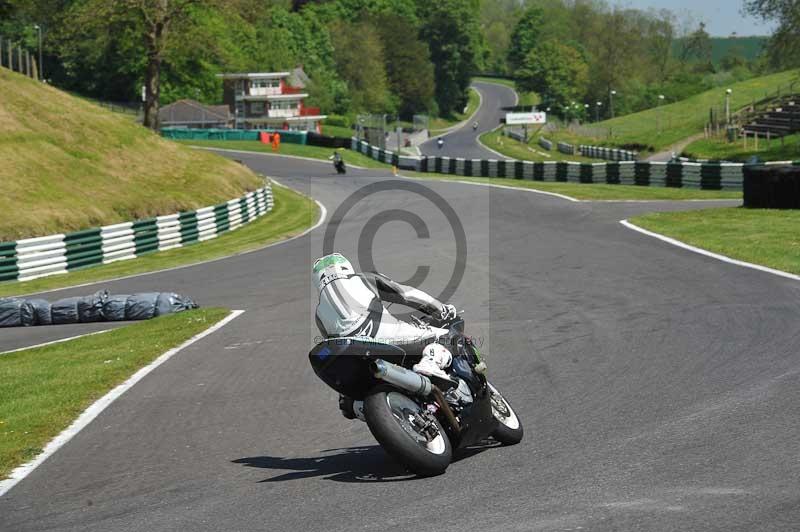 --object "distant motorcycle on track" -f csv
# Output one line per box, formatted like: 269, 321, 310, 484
329, 151, 347, 174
